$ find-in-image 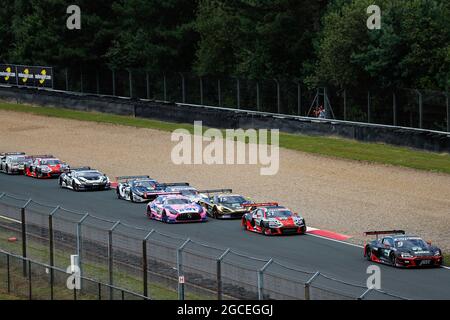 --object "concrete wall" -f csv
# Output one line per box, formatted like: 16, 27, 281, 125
1, 86, 449, 153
